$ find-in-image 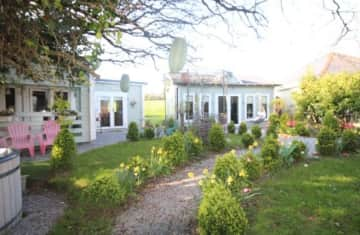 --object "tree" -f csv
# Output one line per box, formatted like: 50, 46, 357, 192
0, 0, 356, 84
0, 0, 267, 83
293, 71, 360, 123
